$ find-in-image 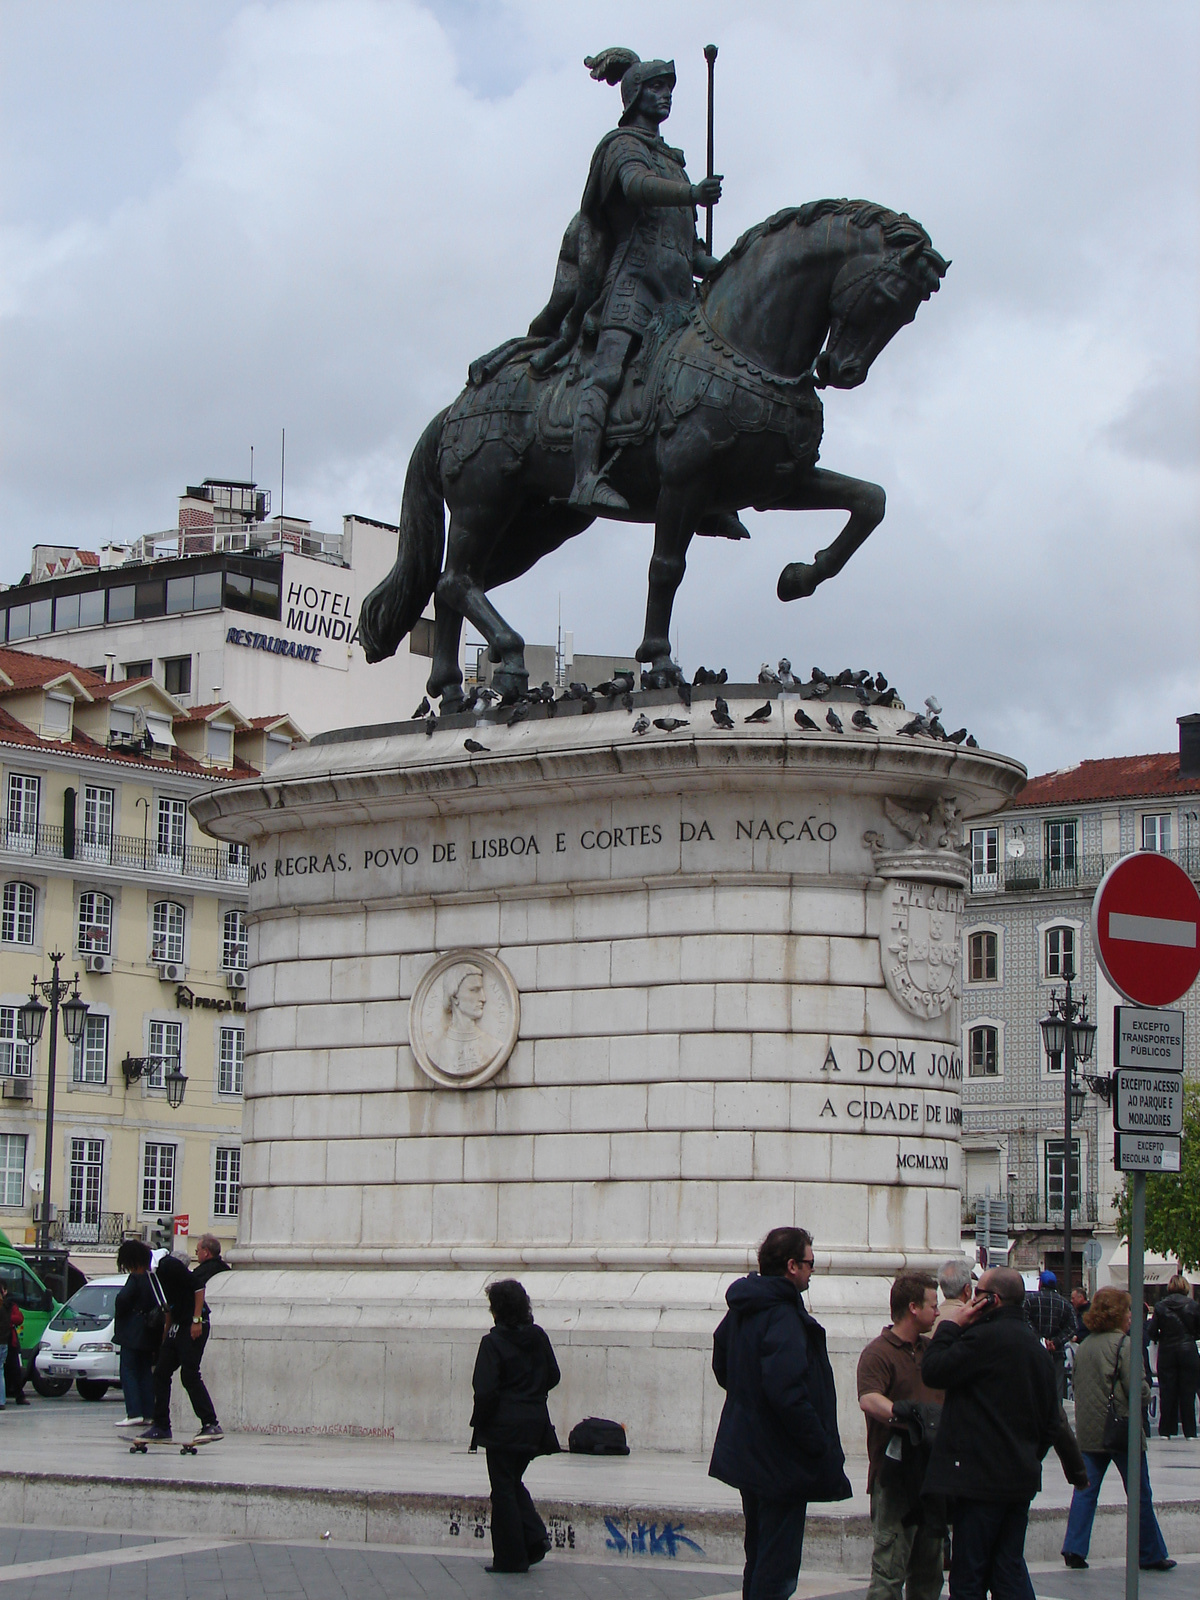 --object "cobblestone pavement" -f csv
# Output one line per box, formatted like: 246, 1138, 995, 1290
793, 1556, 1200, 1600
